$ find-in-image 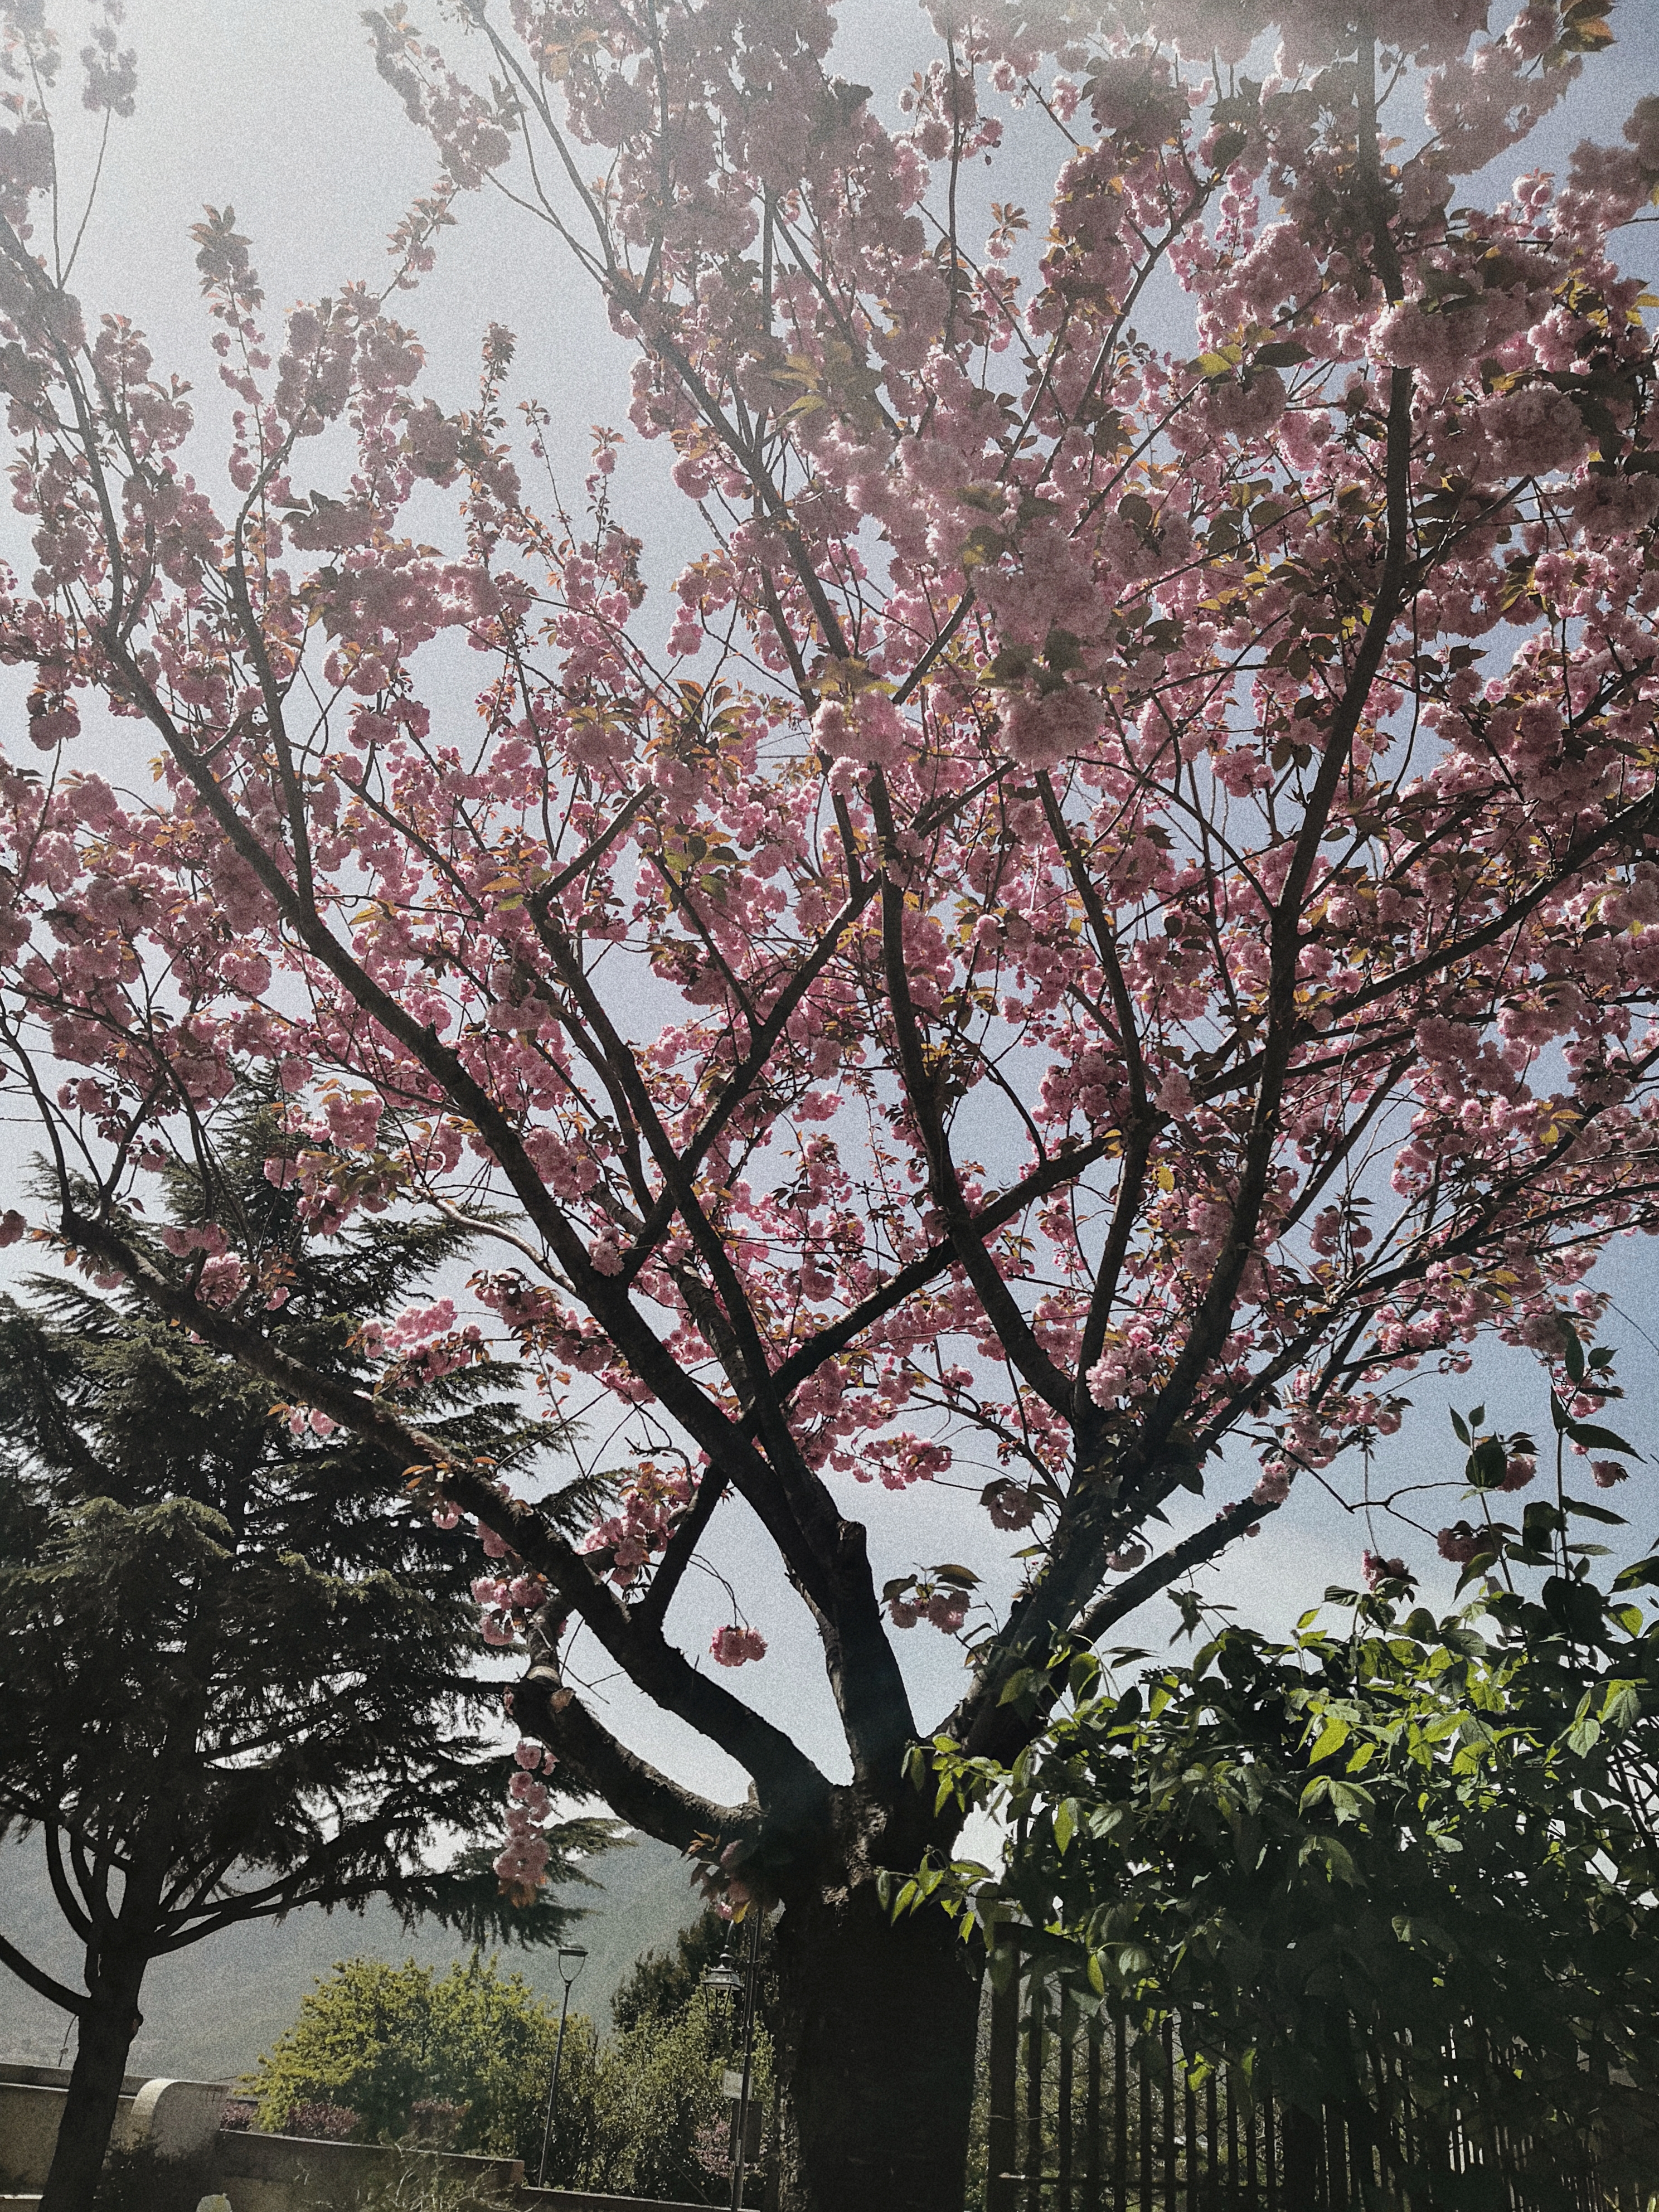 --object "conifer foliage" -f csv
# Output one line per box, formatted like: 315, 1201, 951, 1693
0, 1105, 614, 2212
